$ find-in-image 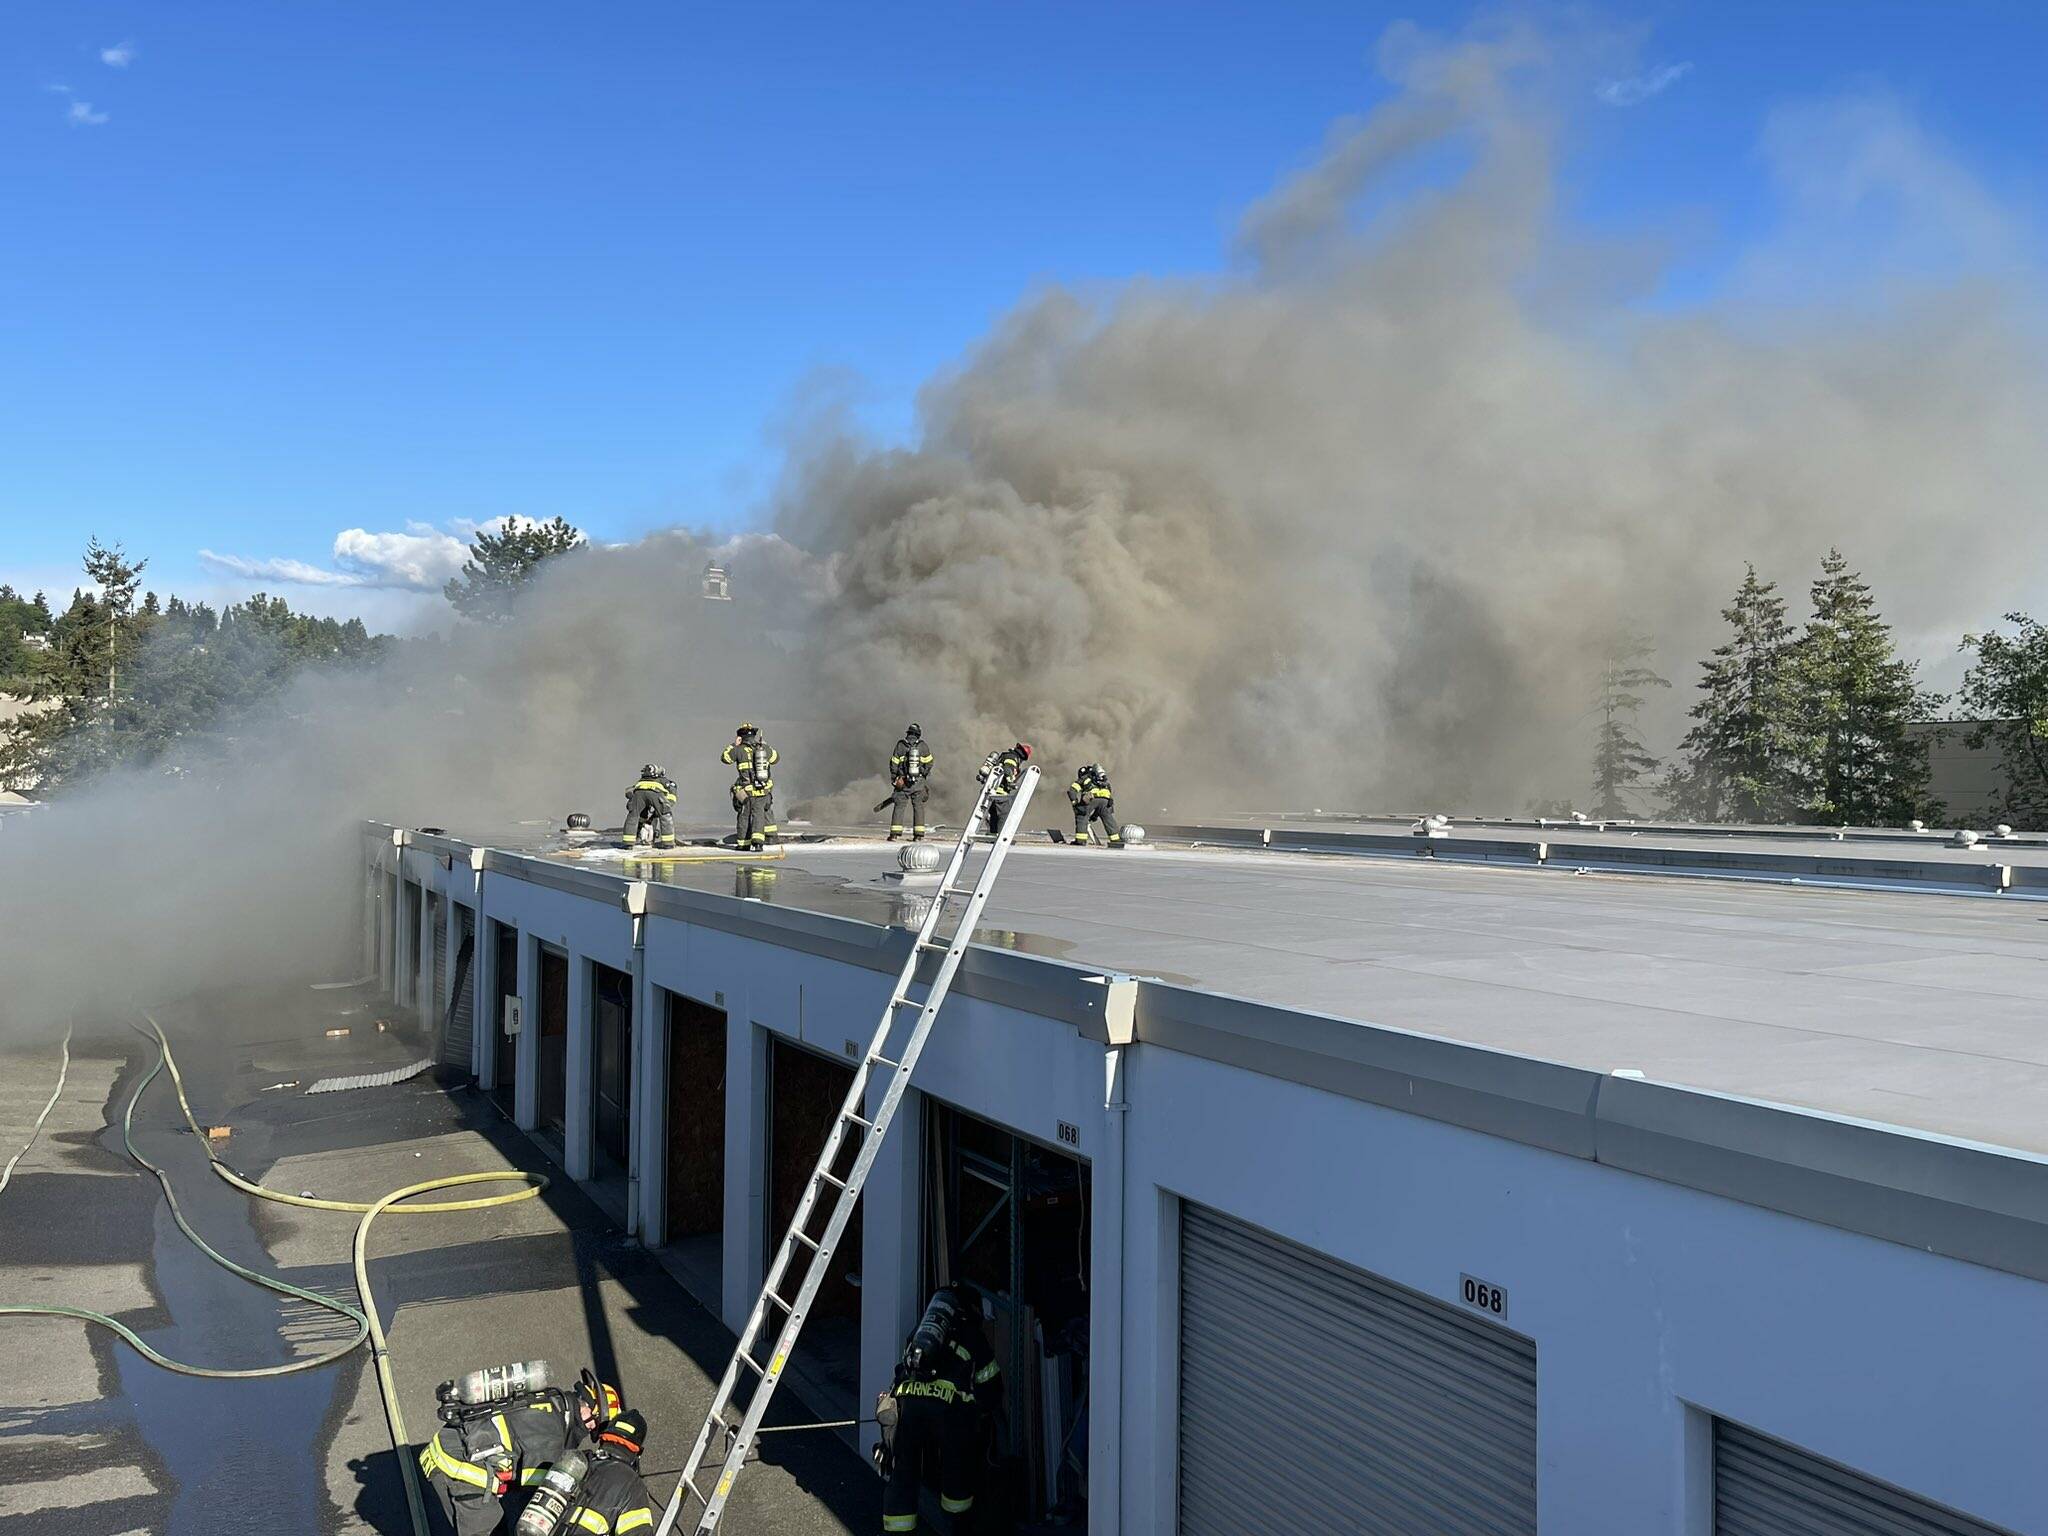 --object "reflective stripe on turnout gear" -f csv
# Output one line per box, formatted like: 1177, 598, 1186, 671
419, 1431, 491, 1489
884, 1517, 919, 1533
941, 1493, 976, 1514
614, 1511, 654, 1532
892, 1376, 970, 1404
